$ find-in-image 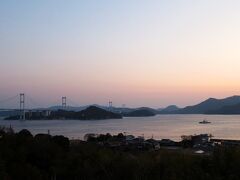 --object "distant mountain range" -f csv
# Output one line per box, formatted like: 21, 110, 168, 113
205, 103, 240, 114
46, 96, 240, 115
175, 96, 240, 114
2, 95, 240, 118
150, 95, 240, 115
158, 105, 180, 114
